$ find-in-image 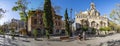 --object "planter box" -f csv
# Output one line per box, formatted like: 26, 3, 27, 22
60, 36, 69, 40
